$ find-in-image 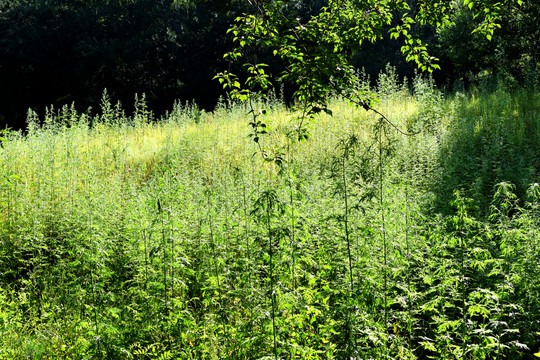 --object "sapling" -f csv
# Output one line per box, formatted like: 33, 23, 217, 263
251, 188, 284, 359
